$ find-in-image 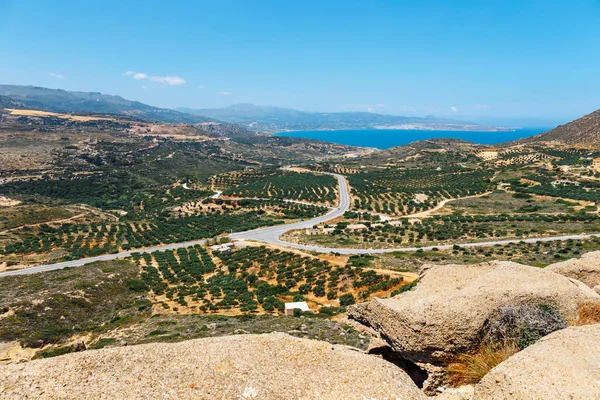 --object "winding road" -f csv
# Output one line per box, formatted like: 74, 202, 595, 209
2, 172, 599, 277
